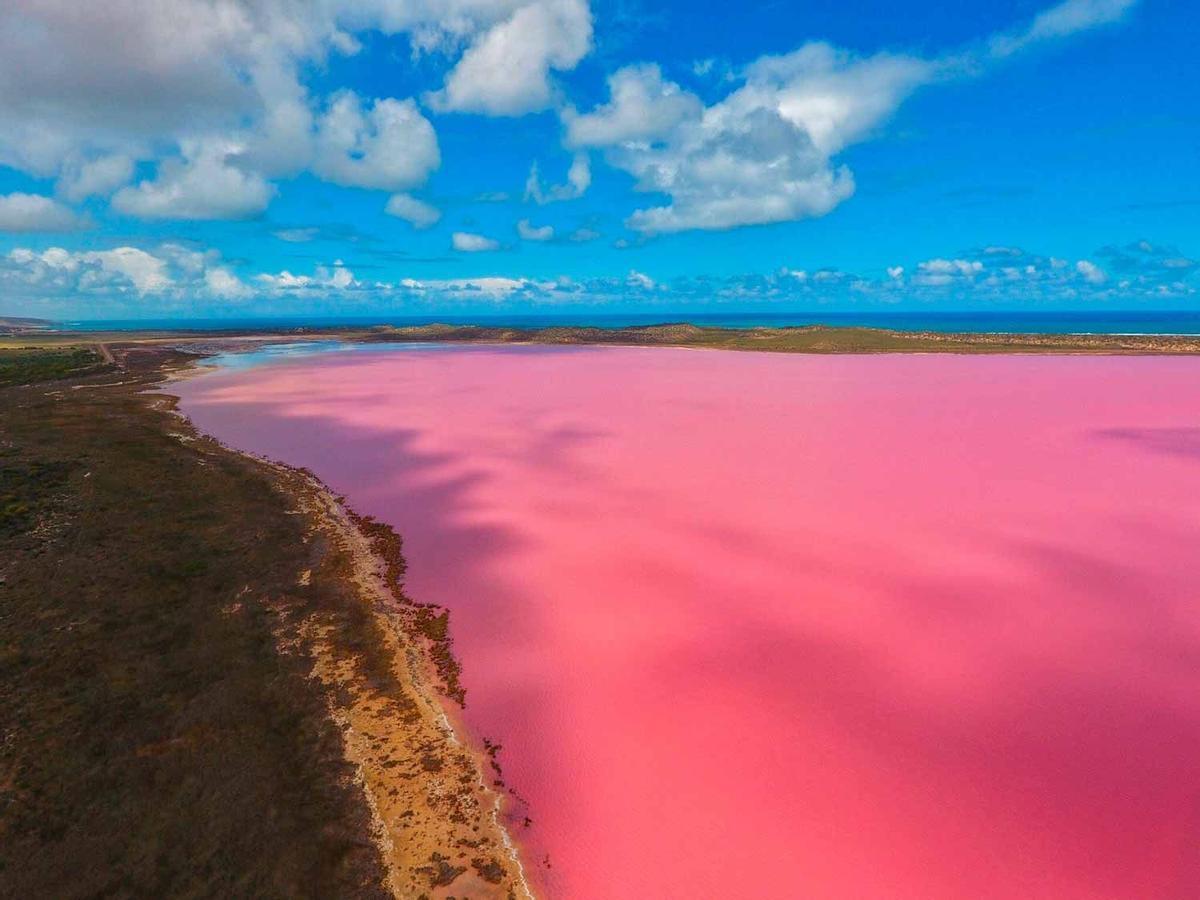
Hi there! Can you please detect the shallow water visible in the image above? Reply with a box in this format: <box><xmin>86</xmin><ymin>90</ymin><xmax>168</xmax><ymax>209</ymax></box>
<box><xmin>175</xmin><ymin>346</ymin><xmax>1200</xmax><ymax>898</ymax></box>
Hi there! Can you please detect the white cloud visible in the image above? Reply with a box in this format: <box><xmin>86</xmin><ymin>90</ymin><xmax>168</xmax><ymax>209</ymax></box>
<box><xmin>6</xmin><ymin>245</ymin><xmax>169</xmax><ymax>294</ymax></box>
<box><xmin>744</xmin><ymin>45</ymin><xmax>935</xmax><ymax>157</ymax></box>
<box><xmin>991</xmin><ymin>0</ymin><xmax>1139</xmax><ymax>56</ymax></box>
<box><xmin>204</xmin><ymin>266</ymin><xmax>252</xmax><ymax>299</ymax></box>
<box><xmin>3</xmin><ymin>236</ymin><xmax>1194</xmax><ymax>314</ymax></box>
<box><xmin>0</xmin><ymin>242</ymin><xmax>262</xmax><ymax>306</ymax></box>
<box><xmin>564</xmin><ymin>64</ymin><xmax>702</xmax><ymax>147</ymax></box>
<box><xmin>0</xmin><ymin>1</ymin><xmax>537</xmax><ymax>166</ymax></box>
<box><xmin>518</xmin><ymin>219</ymin><xmax>555</xmax><ymax>240</ymax></box>
<box><xmin>627</xmin><ymin>269</ymin><xmax>656</xmax><ymax>289</ymax></box>
<box><xmin>257</xmin><ymin>260</ymin><xmax>358</xmax><ymax>292</ymax></box>
<box><xmin>524</xmin><ymin>153</ymin><xmax>591</xmax><ymax>204</ymax></box>
<box><xmin>313</xmin><ymin>92</ymin><xmax>439</xmax><ymax>191</ymax></box>
<box><xmin>452</xmin><ymin>231</ymin><xmax>501</xmax><ymax>252</ymax></box>
<box><xmin>385</xmin><ymin>193</ymin><xmax>442</xmax><ymax>229</ymax></box>
<box><xmin>427</xmin><ymin>0</ymin><xmax>593</xmax><ymax>115</ymax></box>
<box><xmin>112</xmin><ymin>140</ymin><xmax>274</xmax><ymax>220</ymax></box>
<box><xmin>57</xmin><ymin>154</ymin><xmax>135</xmax><ymax>202</ymax></box>
<box><xmin>0</xmin><ymin>0</ymin><xmax>1144</xmax><ymax>235</ymax></box>
<box><xmin>1075</xmin><ymin>259</ymin><xmax>1107</xmax><ymax>284</ymax></box>
<box><xmin>594</xmin><ymin>45</ymin><xmax>933</xmax><ymax>234</ymax></box>
<box><xmin>272</xmin><ymin>227</ymin><xmax>319</xmax><ymax>243</ymax></box>
<box><xmin>0</xmin><ymin>1</ymin><xmax>589</xmax><ymax>218</ymax></box>
<box><xmin>913</xmin><ymin>257</ymin><xmax>985</xmax><ymax>285</ymax></box>
<box><xmin>570</xmin><ymin>227</ymin><xmax>600</xmax><ymax>242</ymax></box>
<box><xmin>569</xmin><ymin>1</ymin><xmax>1139</xmax><ymax>235</ymax></box>
<box><xmin>620</xmin><ymin>104</ymin><xmax>857</xmax><ymax>234</ymax></box>
<box><xmin>920</xmin><ymin>258</ymin><xmax>984</xmax><ymax>275</ymax></box>
<box><xmin>402</xmin><ymin>276</ymin><xmax>553</xmax><ymax>297</ymax></box>
<box><xmin>86</xmin><ymin>247</ymin><xmax>172</xmax><ymax>294</ymax></box>
<box><xmin>0</xmin><ymin>193</ymin><xmax>88</xmax><ymax>232</ymax></box>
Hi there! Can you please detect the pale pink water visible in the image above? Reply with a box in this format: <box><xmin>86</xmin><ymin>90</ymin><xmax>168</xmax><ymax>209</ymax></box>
<box><xmin>175</xmin><ymin>346</ymin><xmax>1200</xmax><ymax>898</ymax></box>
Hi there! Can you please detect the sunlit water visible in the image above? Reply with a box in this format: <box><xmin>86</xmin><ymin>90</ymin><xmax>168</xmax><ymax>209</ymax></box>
<box><xmin>174</xmin><ymin>345</ymin><xmax>1200</xmax><ymax>898</ymax></box>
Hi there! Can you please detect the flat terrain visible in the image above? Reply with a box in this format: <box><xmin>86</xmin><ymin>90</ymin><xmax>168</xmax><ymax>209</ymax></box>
<box><xmin>0</xmin><ymin>348</ymin><xmax>523</xmax><ymax>899</ymax></box>
<box><xmin>0</xmin><ymin>346</ymin><xmax>110</xmax><ymax>386</ymax></box>
<box><xmin>6</xmin><ymin>321</ymin><xmax>1200</xmax><ymax>358</ymax></box>
<box><xmin>365</xmin><ymin>322</ymin><xmax>1200</xmax><ymax>353</ymax></box>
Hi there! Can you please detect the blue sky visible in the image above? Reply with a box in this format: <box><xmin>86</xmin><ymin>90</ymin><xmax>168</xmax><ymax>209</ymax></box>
<box><xmin>0</xmin><ymin>0</ymin><xmax>1196</xmax><ymax>319</ymax></box>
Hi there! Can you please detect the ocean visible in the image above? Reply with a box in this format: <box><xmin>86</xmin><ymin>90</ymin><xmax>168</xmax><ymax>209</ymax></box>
<box><xmin>57</xmin><ymin>309</ymin><xmax>1200</xmax><ymax>335</ymax></box>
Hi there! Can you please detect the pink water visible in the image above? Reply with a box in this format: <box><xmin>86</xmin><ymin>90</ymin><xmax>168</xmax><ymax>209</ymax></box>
<box><xmin>175</xmin><ymin>346</ymin><xmax>1200</xmax><ymax>898</ymax></box>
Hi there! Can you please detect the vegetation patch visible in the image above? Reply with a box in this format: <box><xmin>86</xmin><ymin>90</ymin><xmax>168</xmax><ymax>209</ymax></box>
<box><xmin>0</xmin><ymin>355</ymin><xmax>390</xmax><ymax>897</ymax></box>
<box><xmin>0</xmin><ymin>346</ymin><xmax>109</xmax><ymax>386</ymax></box>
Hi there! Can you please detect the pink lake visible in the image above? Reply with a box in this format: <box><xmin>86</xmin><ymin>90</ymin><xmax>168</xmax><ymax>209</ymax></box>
<box><xmin>175</xmin><ymin>346</ymin><xmax>1200</xmax><ymax>898</ymax></box>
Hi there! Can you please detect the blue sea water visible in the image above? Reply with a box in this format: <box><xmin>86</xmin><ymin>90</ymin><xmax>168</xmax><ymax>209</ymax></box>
<box><xmin>56</xmin><ymin>309</ymin><xmax>1200</xmax><ymax>335</ymax></box>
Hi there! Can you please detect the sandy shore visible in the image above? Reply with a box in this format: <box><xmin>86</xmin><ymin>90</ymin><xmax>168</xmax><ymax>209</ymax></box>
<box><xmin>265</xmin><ymin>462</ymin><xmax>534</xmax><ymax>900</ymax></box>
<box><xmin>159</xmin><ymin>356</ymin><xmax>534</xmax><ymax>899</ymax></box>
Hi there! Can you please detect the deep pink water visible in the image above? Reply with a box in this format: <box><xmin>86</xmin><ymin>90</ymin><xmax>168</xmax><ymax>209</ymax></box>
<box><xmin>175</xmin><ymin>346</ymin><xmax>1200</xmax><ymax>898</ymax></box>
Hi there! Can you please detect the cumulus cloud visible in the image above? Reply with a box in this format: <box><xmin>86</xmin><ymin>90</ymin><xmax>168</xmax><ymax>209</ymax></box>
<box><xmin>622</xmin><ymin>107</ymin><xmax>857</xmax><ymax>234</ymax></box>
<box><xmin>112</xmin><ymin>140</ymin><xmax>275</xmax><ymax>220</ymax></box>
<box><xmin>0</xmin><ymin>1</ymin><xmax>592</xmax><ymax>219</ymax></box>
<box><xmin>524</xmin><ymin>153</ymin><xmax>591</xmax><ymax>204</ymax></box>
<box><xmin>204</xmin><ymin>266</ymin><xmax>252</xmax><ymax>299</ymax></box>
<box><xmin>568</xmin><ymin>1</ymin><xmax>1139</xmax><ymax>235</ymax></box>
<box><xmin>57</xmin><ymin>154</ymin><xmax>135</xmax><ymax>202</ymax></box>
<box><xmin>0</xmin><ymin>193</ymin><xmax>89</xmax><ymax>232</ymax></box>
<box><xmin>2</xmin><ymin>242</ymin><xmax>249</xmax><ymax>301</ymax></box>
<box><xmin>4</xmin><ymin>236</ymin><xmax>1195</xmax><ymax>315</ymax></box>
<box><xmin>572</xmin><ymin>45</ymin><xmax>928</xmax><ymax>233</ymax></box>
<box><xmin>913</xmin><ymin>258</ymin><xmax>985</xmax><ymax>285</ymax></box>
<box><xmin>517</xmin><ymin>219</ymin><xmax>555</xmax><ymax>240</ymax></box>
<box><xmin>452</xmin><ymin>231</ymin><xmax>501</xmax><ymax>252</ymax></box>
<box><xmin>257</xmin><ymin>260</ymin><xmax>358</xmax><ymax>292</ymax></box>
<box><xmin>313</xmin><ymin>93</ymin><xmax>439</xmax><ymax>191</ymax></box>
<box><xmin>0</xmin><ymin>0</ymin><xmax>1137</xmax><ymax>234</ymax></box>
<box><xmin>385</xmin><ymin>193</ymin><xmax>442</xmax><ymax>229</ymax></box>
<box><xmin>1075</xmin><ymin>259</ymin><xmax>1107</xmax><ymax>284</ymax></box>
<box><xmin>86</xmin><ymin>247</ymin><xmax>173</xmax><ymax>294</ymax></box>
<box><xmin>564</xmin><ymin>64</ymin><xmax>702</xmax><ymax>147</ymax></box>
<box><xmin>427</xmin><ymin>0</ymin><xmax>593</xmax><ymax>115</ymax></box>
<box><xmin>627</xmin><ymin>270</ymin><xmax>657</xmax><ymax>290</ymax></box>
<box><xmin>401</xmin><ymin>276</ymin><xmax>557</xmax><ymax>298</ymax></box>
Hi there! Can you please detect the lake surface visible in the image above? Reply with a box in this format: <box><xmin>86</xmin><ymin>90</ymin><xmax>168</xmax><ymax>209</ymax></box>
<box><xmin>175</xmin><ymin>345</ymin><xmax>1200</xmax><ymax>898</ymax></box>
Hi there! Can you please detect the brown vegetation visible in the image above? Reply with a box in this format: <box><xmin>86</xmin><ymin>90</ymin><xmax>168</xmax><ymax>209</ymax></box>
<box><xmin>363</xmin><ymin>322</ymin><xmax>1200</xmax><ymax>354</ymax></box>
<box><xmin>10</xmin><ymin>321</ymin><xmax>1200</xmax><ymax>362</ymax></box>
<box><xmin>0</xmin><ymin>347</ymin><xmax>525</xmax><ymax>898</ymax></box>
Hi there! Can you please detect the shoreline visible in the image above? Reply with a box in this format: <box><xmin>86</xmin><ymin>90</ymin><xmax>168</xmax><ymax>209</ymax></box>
<box><xmin>8</xmin><ymin>321</ymin><xmax>1200</xmax><ymax>357</ymax></box>
<box><xmin>261</xmin><ymin>458</ymin><xmax>536</xmax><ymax>900</ymax></box>
<box><xmin>159</xmin><ymin>356</ymin><xmax>536</xmax><ymax>898</ymax></box>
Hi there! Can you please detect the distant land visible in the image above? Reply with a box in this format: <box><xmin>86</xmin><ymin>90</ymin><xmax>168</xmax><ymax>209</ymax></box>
<box><xmin>6</xmin><ymin>322</ymin><xmax>1200</xmax><ymax>358</ymax></box>
<box><xmin>34</xmin><ymin>309</ymin><xmax>1200</xmax><ymax>336</ymax></box>
<box><xmin>0</xmin><ymin>316</ymin><xmax>53</xmax><ymax>334</ymax></box>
